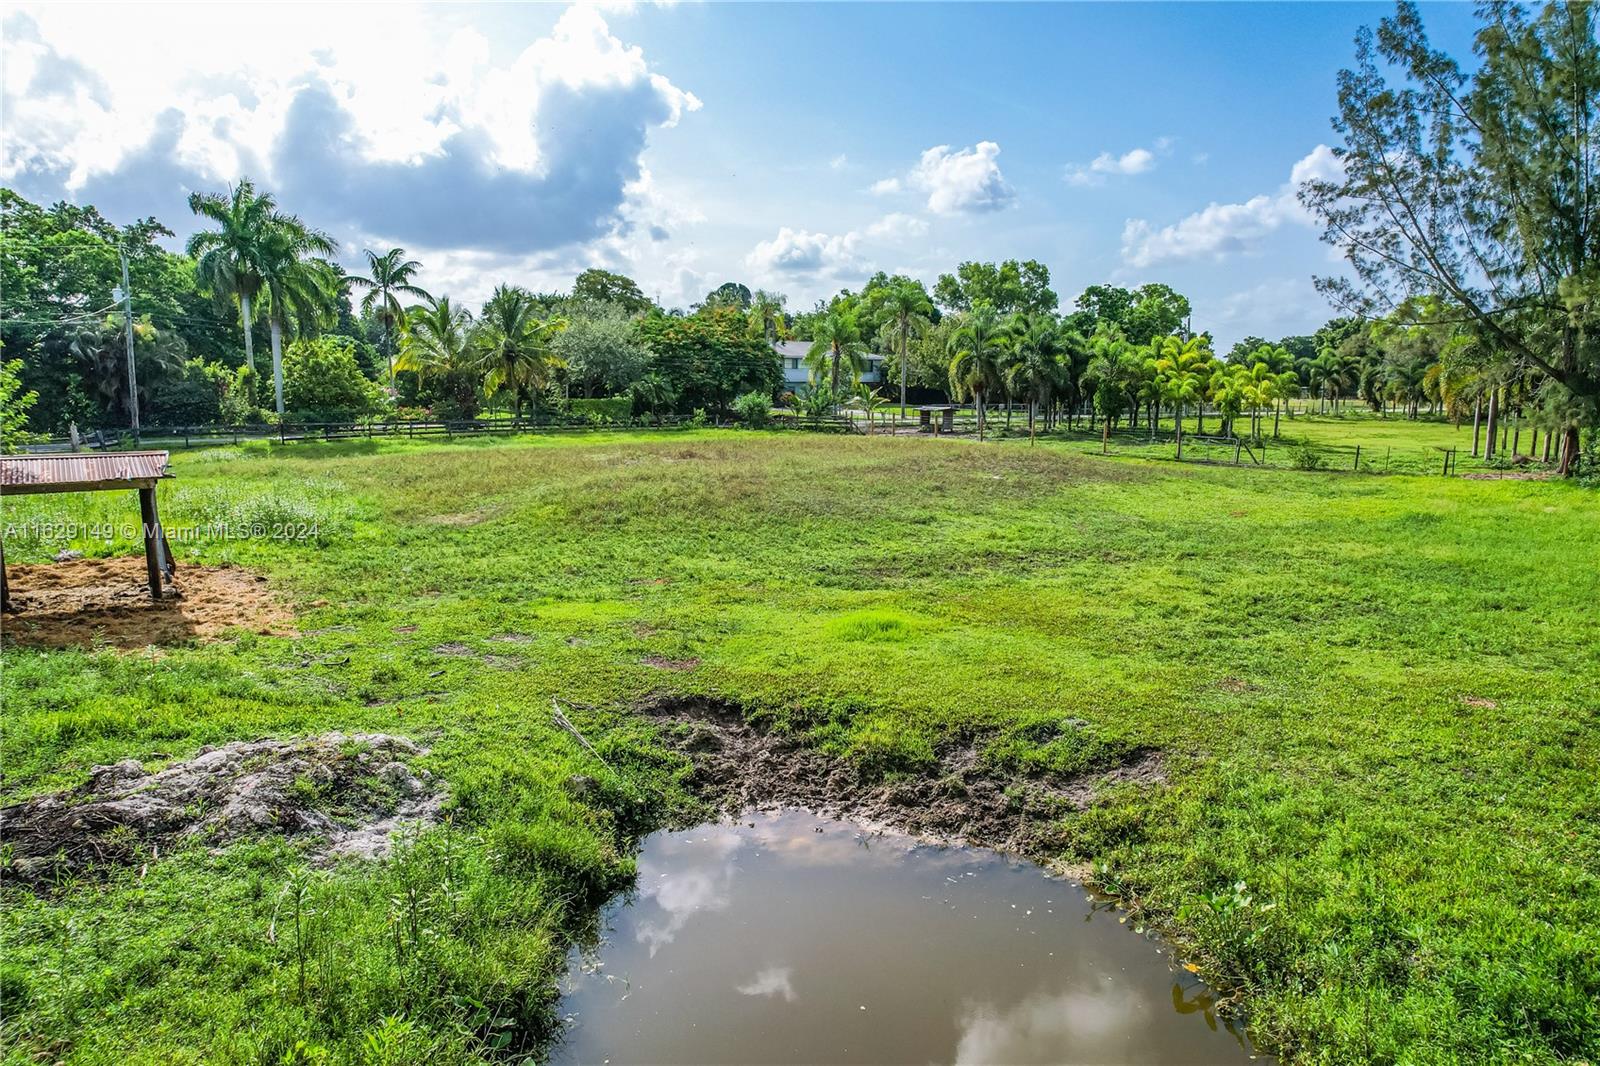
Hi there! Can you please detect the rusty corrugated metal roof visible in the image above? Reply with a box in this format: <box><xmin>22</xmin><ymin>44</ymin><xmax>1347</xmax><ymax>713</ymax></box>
<box><xmin>0</xmin><ymin>451</ymin><xmax>170</xmax><ymax>492</ymax></box>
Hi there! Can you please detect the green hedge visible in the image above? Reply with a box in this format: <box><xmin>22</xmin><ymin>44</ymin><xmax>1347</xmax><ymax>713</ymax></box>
<box><xmin>569</xmin><ymin>397</ymin><xmax>633</xmax><ymax>424</ymax></box>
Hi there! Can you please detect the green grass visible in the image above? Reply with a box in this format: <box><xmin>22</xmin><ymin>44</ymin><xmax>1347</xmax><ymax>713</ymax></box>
<box><xmin>2</xmin><ymin>429</ymin><xmax>1597</xmax><ymax>1064</ymax></box>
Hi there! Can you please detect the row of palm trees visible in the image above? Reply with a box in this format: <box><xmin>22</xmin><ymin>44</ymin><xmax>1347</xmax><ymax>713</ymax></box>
<box><xmin>396</xmin><ymin>286</ymin><xmax>569</xmax><ymax>420</ymax></box>
<box><xmin>802</xmin><ymin>296</ymin><xmax>1311</xmax><ymax>449</ymax></box>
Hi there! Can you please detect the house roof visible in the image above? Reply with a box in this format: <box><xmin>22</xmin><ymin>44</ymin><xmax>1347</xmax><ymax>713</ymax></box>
<box><xmin>773</xmin><ymin>339</ymin><xmax>885</xmax><ymax>362</ymax></box>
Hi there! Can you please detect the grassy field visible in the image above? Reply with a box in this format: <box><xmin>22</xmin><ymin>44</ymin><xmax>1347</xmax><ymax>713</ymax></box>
<box><xmin>2</xmin><ymin>430</ymin><xmax>1597</xmax><ymax>1064</ymax></box>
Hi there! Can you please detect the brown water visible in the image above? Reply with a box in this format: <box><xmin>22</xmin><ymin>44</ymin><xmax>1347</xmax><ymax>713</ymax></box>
<box><xmin>553</xmin><ymin>809</ymin><xmax>1266</xmax><ymax>1065</ymax></box>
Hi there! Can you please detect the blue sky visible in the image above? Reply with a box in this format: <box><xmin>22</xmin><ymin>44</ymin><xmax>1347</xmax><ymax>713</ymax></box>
<box><xmin>0</xmin><ymin>2</ymin><xmax>1481</xmax><ymax>348</ymax></box>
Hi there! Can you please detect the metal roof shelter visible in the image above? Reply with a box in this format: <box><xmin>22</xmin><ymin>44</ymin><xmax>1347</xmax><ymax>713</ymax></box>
<box><xmin>0</xmin><ymin>451</ymin><xmax>175</xmax><ymax>610</ymax></box>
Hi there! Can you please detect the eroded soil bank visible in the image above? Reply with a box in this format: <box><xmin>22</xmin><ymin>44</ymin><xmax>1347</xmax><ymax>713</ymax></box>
<box><xmin>0</xmin><ymin>732</ymin><xmax>444</xmax><ymax>890</ymax></box>
<box><xmin>640</xmin><ymin>695</ymin><xmax>1165</xmax><ymax>867</ymax></box>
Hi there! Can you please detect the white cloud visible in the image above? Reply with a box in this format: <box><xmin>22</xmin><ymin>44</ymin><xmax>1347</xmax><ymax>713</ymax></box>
<box><xmin>1119</xmin><ymin>145</ymin><xmax>1339</xmax><ymax>268</ymax></box>
<box><xmin>746</xmin><ymin>227</ymin><xmax>863</xmax><ymax>276</ymax></box>
<box><xmin>829</xmin><ymin>153</ymin><xmax>848</xmax><ymax>170</ymax></box>
<box><xmin>1065</xmin><ymin>142</ymin><xmax>1163</xmax><ymax>186</ymax></box>
<box><xmin>871</xmin><ymin>141</ymin><xmax>1013</xmax><ymax>215</ymax></box>
<box><xmin>1205</xmin><ymin>277</ymin><xmax>1331</xmax><ymax>353</ymax></box>
<box><xmin>1</xmin><ymin>4</ymin><xmax>700</xmax><ymax>257</ymax></box>
<box><xmin>746</xmin><ymin>210</ymin><xmax>927</xmax><ymax>280</ymax></box>
<box><xmin>864</xmin><ymin>212</ymin><xmax>928</xmax><ymax>240</ymax></box>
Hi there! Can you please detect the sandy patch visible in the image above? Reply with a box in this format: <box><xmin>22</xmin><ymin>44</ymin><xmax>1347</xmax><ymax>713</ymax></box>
<box><xmin>2</xmin><ymin>556</ymin><xmax>294</xmax><ymax>650</ymax></box>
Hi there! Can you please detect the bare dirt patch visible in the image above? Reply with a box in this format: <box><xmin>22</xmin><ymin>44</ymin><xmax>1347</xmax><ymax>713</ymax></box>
<box><xmin>0</xmin><ymin>732</ymin><xmax>444</xmax><ymax>890</ymax></box>
<box><xmin>1</xmin><ymin>556</ymin><xmax>294</xmax><ymax>650</ymax></box>
<box><xmin>1460</xmin><ymin>695</ymin><xmax>1499</xmax><ymax>709</ymax></box>
<box><xmin>432</xmin><ymin>641</ymin><xmax>474</xmax><ymax>656</ymax></box>
<box><xmin>641</xmin><ymin>696</ymin><xmax>1164</xmax><ymax>863</ymax></box>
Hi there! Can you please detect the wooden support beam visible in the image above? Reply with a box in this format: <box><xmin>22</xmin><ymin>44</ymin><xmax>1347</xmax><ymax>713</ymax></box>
<box><xmin>138</xmin><ymin>487</ymin><xmax>162</xmax><ymax>600</ymax></box>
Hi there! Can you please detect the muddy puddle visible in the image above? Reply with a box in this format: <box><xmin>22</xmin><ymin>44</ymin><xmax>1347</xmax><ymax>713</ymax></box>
<box><xmin>554</xmin><ymin>809</ymin><xmax>1266</xmax><ymax>1065</ymax></box>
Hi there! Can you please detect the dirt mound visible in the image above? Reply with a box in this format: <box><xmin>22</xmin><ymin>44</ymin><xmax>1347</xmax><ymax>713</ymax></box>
<box><xmin>643</xmin><ymin>697</ymin><xmax>1164</xmax><ymax>863</ymax></box>
<box><xmin>1</xmin><ymin>556</ymin><xmax>294</xmax><ymax>649</ymax></box>
<box><xmin>0</xmin><ymin>732</ymin><xmax>444</xmax><ymax>890</ymax></box>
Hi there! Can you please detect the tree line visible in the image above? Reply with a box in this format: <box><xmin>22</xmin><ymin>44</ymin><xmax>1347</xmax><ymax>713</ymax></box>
<box><xmin>0</xmin><ymin>1</ymin><xmax>1592</xmax><ymax>471</ymax></box>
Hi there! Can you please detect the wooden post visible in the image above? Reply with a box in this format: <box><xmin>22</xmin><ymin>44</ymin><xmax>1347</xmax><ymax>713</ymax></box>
<box><xmin>1</xmin><ymin>539</ymin><xmax>9</xmax><ymax>613</ymax></box>
<box><xmin>1353</xmin><ymin>445</ymin><xmax>1361</xmax><ymax>471</ymax></box>
<box><xmin>138</xmin><ymin>487</ymin><xmax>162</xmax><ymax>600</ymax></box>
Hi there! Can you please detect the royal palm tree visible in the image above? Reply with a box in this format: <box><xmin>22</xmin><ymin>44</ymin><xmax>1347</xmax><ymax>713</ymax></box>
<box><xmin>187</xmin><ymin>179</ymin><xmax>275</xmax><ymax>384</ymax></box>
<box><xmin>257</xmin><ymin>220</ymin><xmax>339</xmax><ymax>415</ymax></box>
<box><xmin>474</xmin><ymin>285</ymin><xmax>567</xmax><ymax>421</ymax></box>
<box><xmin>805</xmin><ymin>309</ymin><xmax>868</xmax><ymax>397</ymax></box>
<box><xmin>346</xmin><ymin>248</ymin><xmax>430</xmax><ymax>385</ymax></box>
<box><xmin>398</xmin><ymin>295</ymin><xmax>473</xmax><ymax>395</ymax></box>
<box><xmin>947</xmin><ymin>303</ymin><xmax>1012</xmax><ymax>441</ymax></box>
<box><xmin>872</xmin><ymin>279</ymin><xmax>933</xmax><ymax>412</ymax></box>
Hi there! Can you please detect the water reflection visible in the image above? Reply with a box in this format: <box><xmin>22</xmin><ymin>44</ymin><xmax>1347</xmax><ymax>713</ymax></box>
<box><xmin>737</xmin><ymin>966</ymin><xmax>798</xmax><ymax>1002</ymax></box>
<box><xmin>554</xmin><ymin>809</ymin><xmax>1267</xmax><ymax>1065</ymax></box>
<box><xmin>632</xmin><ymin>823</ymin><xmax>744</xmax><ymax>955</ymax></box>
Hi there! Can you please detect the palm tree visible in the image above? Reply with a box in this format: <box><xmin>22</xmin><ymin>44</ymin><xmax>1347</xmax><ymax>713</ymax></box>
<box><xmin>1308</xmin><ymin>349</ymin><xmax>1349</xmax><ymax>412</ymax></box>
<box><xmin>947</xmin><ymin>303</ymin><xmax>1012</xmax><ymax>441</ymax></box>
<box><xmin>1005</xmin><ymin>313</ymin><xmax>1067</xmax><ymax>443</ymax></box>
<box><xmin>805</xmin><ymin>309</ymin><xmax>868</xmax><ymax>397</ymax></box>
<box><xmin>186</xmin><ymin>179</ymin><xmax>275</xmax><ymax>385</ymax></box>
<box><xmin>629</xmin><ymin>373</ymin><xmax>677</xmax><ymax>425</ymax></box>
<box><xmin>398</xmin><ymin>295</ymin><xmax>473</xmax><ymax>396</ymax></box>
<box><xmin>1208</xmin><ymin>368</ymin><xmax>1247</xmax><ymax>439</ymax></box>
<box><xmin>473</xmin><ymin>285</ymin><xmax>567</xmax><ymax>421</ymax></box>
<box><xmin>1157</xmin><ymin>364</ymin><xmax>1202</xmax><ymax>458</ymax></box>
<box><xmin>873</xmin><ymin>279</ymin><xmax>933</xmax><ymax>412</ymax></box>
<box><xmin>257</xmin><ymin>220</ymin><xmax>339</xmax><ymax>415</ymax></box>
<box><xmin>746</xmin><ymin>290</ymin><xmax>788</xmax><ymax>343</ymax></box>
<box><xmin>346</xmin><ymin>249</ymin><xmax>430</xmax><ymax>385</ymax></box>
<box><xmin>1083</xmin><ymin>326</ymin><xmax>1140</xmax><ymax>452</ymax></box>
<box><xmin>1272</xmin><ymin>372</ymin><xmax>1299</xmax><ymax>437</ymax></box>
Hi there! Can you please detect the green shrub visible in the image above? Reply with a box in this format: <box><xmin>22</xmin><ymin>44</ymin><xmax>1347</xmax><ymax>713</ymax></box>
<box><xmin>1289</xmin><ymin>439</ymin><xmax>1327</xmax><ymax>470</ymax></box>
<box><xmin>569</xmin><ymin>397</ymin><xmax>632</xmax><ymax>425</ymax></box>
<box><xmin>282</xmin><ymin>337</ymin><xmax>382</xmax><ymax>423</ymax></box>
<box><xmin>731</xmin><ymin>390</ymin><xmax>772</xmax><ymax>428</ymax></box>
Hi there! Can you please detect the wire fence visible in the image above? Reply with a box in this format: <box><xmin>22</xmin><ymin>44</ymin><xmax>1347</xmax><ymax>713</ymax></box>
<box><xmin>31</xmin><ymin>407</ymin><xmax>1474</xmax><ymax>477</ymax></box>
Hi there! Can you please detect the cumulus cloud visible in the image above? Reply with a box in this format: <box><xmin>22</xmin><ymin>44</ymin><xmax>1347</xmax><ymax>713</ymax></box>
<box><xmin>1</xmin><ymin>5</ymin><xmax>699</xmax><ymax>257</ymax></box>
<box><xmin>1119</xmin><ymin>145</ymin><xmax>1340</xmax><ymax>268</ymax></box>
<box><xmin>746</xmin><ymin>210</ymin><xmax>927</xmax><ymax>280</ymax></box>
<box><xmin>864</xmin><ymin>212</ymin><xmax>928</xmax><ymax>240</ymax></box>
<box><xmin>1064</xmin><ymin>142</ymin><xmax>1164</xmax><ymax>186</ymax></box>
<box><xmin>911</xmin><ymin>141</ymin><xmax>1015</xmax><ymax>214</ymax></box>
<box><xmin>746</xmin><ymin>227</ymin><xmax>863</xmax><ymax>276</ymax></box>
<box><xmin>872</xmin><ymin>141</ymin><xmax>1013</xmax><ymax>214</ymax></box>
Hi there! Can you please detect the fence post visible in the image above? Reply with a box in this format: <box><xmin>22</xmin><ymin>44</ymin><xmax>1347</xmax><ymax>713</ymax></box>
<box><xmin>1353</xmin><ymin>444</ymin><xmax>1361</xmax><ymax>471</ymax></box>
<box><xmin>1234</xmin><ymin>438</ymin><xmax>1241</xmax><ymax>465</ymax></box>
<box><xmin>1384</xmin><ymin>446</ymin><xmax>1390</xmax><ymax>473</ymax></box>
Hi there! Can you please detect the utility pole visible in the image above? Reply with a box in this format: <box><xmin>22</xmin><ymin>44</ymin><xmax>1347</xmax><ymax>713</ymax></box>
<box><xmin>116</xmin><ymin>248</ymin><xmax>140</xmax><ymax>440</ymax></box>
